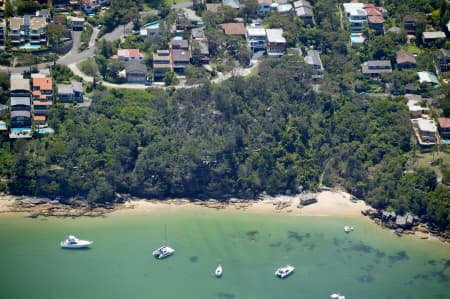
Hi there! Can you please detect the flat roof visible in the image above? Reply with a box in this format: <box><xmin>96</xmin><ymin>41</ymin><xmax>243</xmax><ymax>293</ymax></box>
<box><xmin>246</xmin><ymin>27</ymin><xmax>266</xmax><ymax>36</ymax></box>
<box><xmin>417</xmin><ymin>118</ymin><xmax>437</xmax><ymax>133</ymax></box>
<box><xmin>11</xmin><ymin>97</ymin><xmax>31</xmax><ymax>106</ymax></box>
<box><xmin>407</xmin><ymin>99</ymin><xmax>428</xmax><ymax>112</ymax></box>
<box><xmin>423</xmin><ymin>31</ymin><xmax>446</xmax><ymax>39</ymax></box>
<box><xmin>266</xmin><ymin>28</ymin><xmax>286</xmax><ymax>43</ymax></box>
<box><xmin>417</xmin><ymin>71</ymin><xmax>440</xmax><ymax>85</ymax></box>
<box><xmin>11</xmin><ymin>78</ymin><xmax>30</xmax><ymax>91</ymax></box>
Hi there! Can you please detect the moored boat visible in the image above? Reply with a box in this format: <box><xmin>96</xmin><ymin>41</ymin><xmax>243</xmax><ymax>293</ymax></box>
<box><xmin>330</xmin><ymin>293</ymin><xmax>345</xmax><ymax>299</ymax></box>
<box><xmin>60</xmin><ymin>235</ymin><xmax>93</xmax><ymax>249</ymax></box>
<box><xmin>215</xmin><ymin>264</ymin><xmax>223</xmax><ymax>277</ymax></box>
<box><xmin>344</xmin><ymin>225</ymin><xmax>351</xmax><ymax>233</ymax></box>
<box><xmin>152</xmin><ymin>245</ymin><xmax>175</xmax><ymax>259</ymax></box>
<box><xmin>274</xmin><ymin>265</ymin><xmax>295</xmax><ymax>278</ymax></box>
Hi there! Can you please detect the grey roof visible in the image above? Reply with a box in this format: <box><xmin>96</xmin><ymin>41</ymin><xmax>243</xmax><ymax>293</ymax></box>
<box><xmin>125</xmin><ymin>60</ymin><xmax>147</xmax><ymax>74</ymax></box>
<box><xmin>438</xmin><ymin>48</ymin><xmax>450</xmax><ymax>58</ymax></box>
<box><xmin>423</xmin><ymin>31</ymin><xmax>446</xmax><ymax>39</ymax></box>
<box><xmin>58</xmin><ymin>80</ymin><xmax>83</xmax><ymax>94</ymax></box>
<box><xmin>296</xmin><ymin>6</ymin><xmax>313</xmax><ymax>17</ymax></box>
<box><xmin>222</xmin><ymin>0</ymin><xmax>240</xmax><ymax>9</ymax></box>
<box><xmin>172</xmin><ymin>49</ymin><xmax>190</xmax><ymax>62</ymax></box>
<box><xmin>198</xmin><ymin>40</ymin><xmax>209</xmax><ymax>55</ymax></box>
<box><xmin>11</xmin><ymin>78</ymin><xmax>30</xmax><ymax>91</ymax></box>
<box><xmin>191</xmin><ymin>27</ymin><xmax>206</xmax><ymax>40</ymax></box>
<box><xmin>11</xmin><ymin>111</ymin><xmax>31</xmax><ymax>118</ymax></box>
<box><xmin>171</xmin><ymin>39</ymin><xmax>189</xmax><ymax>49</ymax></box>
<box><xmin>72</xmin><ymin>81</ymin><xmax>83</xmax><ymax>93</ymax></box>
<box><xmin>11</xmin><ymin>97</ymin><xmax>31</xmax><ymax>106</ymax></box>
<box><xmin>305</xmin><ymin>50</ymin><xmax>323</xmax><ymax>67</ymax></box>
<box><xmin>0</xmin><ymin>104</ymin><xmax>8</xmax><ymax>111</ymax></box>
<box><xmin>293</xmin><ymin>0</ymin><xmax>311</xmax><ymax>9</ymax></box>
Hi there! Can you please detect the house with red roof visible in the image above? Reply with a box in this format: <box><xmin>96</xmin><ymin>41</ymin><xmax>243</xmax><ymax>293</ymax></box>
<box><xmin>32</xmin><ymin>77</ymin><xmax>53</xmax><ymax>117</ymax></box>
<box><xmin>117</xmin><ymin>49</ymin><xmax>146</xmax><ymax>63</ymax></box>
<box><xmin>438</xmin><ymin>117</ymin><xmax>450</xmax><ymax>140</ymax></box>
<box><xmin>364</xmin><ymin>4</ymin><xmax>385</xmax><ymax>34</ymax></box>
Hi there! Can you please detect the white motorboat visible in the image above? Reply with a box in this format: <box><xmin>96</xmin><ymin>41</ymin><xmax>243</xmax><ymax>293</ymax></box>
<box><xmin>344</xmin><ymin>225</ymin><xmax>351</xmax><ymax>233</ymax></box>
<box><xmin>215</xmin><ymin>264</ymin><xmax>223</xmax><ymax>277</ymax></box>
<box><xmin>330</xmin><ymin>293</ymin><xmax>346</xmax><ymax>299</ymax></box>
<box><xmin>152</xmin><ymin>245</ymin><xmax>175</xmax><ymax>259</ymax></box>
<box><xmin>274</xmin><ymin>265</ymin><xmax>295</xmax><ymax>278</ymax></box>
<box><xmin>60</xmin><ymin>235</ymin><xmax>93</xmax><ymax>249</ymax></box>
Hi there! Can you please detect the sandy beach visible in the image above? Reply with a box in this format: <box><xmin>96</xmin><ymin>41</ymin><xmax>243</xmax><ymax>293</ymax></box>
<box><xmin>112</xmin><ymin>191</ymin><xmax>369</xmax><ymax>217</ymax></box>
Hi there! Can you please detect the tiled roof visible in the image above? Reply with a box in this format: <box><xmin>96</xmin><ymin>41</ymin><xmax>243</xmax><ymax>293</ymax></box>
<box><xmin>32</xmin><ymin>77</ymin><xmax>53</xmax><ymax>90</ymax></box>
<box><xmin>117</xmin><ymin>49</ymin><xmax>145</xmax><ymax>58</ymax></box>
<box><xmin>206</xmin><ymin>3</ymin><xmax>221</xmax><ymax>13</ymax></box>
<box><xmin>396</xmin><ymin>51</ymin><xmax>416</xmax><ymax>65</ymax></box>
<box><xmin>221</xmin><ymin>23</ymin><xmax>246</xmax><ymax>36</ymax></box>
<box><xmin>368</xmin><ymin>15</ymin><xmax>384</xmax><ymax>24</ymax></box>
<box><xmin>172</xmin><ymin>49</ymin><xmax>190</xmax><ymax>62</ymax></box>
<box><xmin>30</xmin><ymin>17</ymin><xmax>46</xmax><ymax>30</ymax></box>
<box><xmin>34</xmin><ymin>115</ymin><xmax>46</xmax><ymax>121</ymax></box>
<box><xmin>9</xmin><ymin>17</ymin><xmax>24</xmax><ymax>30</ymax></box>
<box><xmin>438</xmin><ymin>117</ymin><xmax>450</xmax><ymax>129</ymax></box>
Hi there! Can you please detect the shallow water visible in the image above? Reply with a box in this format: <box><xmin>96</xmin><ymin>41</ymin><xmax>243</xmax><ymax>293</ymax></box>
<box><xmin>0</xmin><ymin>210</ymin><xmax>449</xmax><ymax>299</ymax></box>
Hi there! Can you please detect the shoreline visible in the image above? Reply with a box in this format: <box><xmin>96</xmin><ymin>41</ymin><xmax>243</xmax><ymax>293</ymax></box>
<box><xmin>0</xmin><ymin>191</ymin><xmax>448</xmax><ymax>243</ymax></box>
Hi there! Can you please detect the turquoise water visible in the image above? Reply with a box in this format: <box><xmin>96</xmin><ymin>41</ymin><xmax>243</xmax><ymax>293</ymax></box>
<box><xmin>144</xmin><ymin>21</ymin><xmax>160</xmax><ymax>30</ymax></box>
<box><xmin>11</xmin><ymin>127</ymin><xmax>32</xmax><ymax>133</ymax></box>
<box><xmin>19</xmin><ymin>43</ymin><xmax>41</xmax><ymax>50</ymax></box>
<box><xmin>0</xmin><ymin>210</ymin><xmax>449</xmax><ymax>299</ymax></box>
<box><xmin>36</xmin><ymin>127</ymin><xmax>55</xmax><ymax>134</ymax></box>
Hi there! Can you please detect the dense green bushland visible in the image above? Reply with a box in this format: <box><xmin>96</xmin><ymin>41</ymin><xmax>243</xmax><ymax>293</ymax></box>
<box><xmin>1</xmin><ymin>57</ymin><xmax>448</xmax><ymax>230</ymax></box>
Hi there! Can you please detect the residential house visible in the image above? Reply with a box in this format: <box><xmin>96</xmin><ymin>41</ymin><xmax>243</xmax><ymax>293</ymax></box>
<box><xmin>191</xmin><ymin>27</ymin><xmax>209</xmax><ymax>64</ymax></box>
<box><xmin>0</xmin><ymin>0</ymin><xmax>5</xmax><ymax>17</ymax></box>
<box><xmin>434</xmin><ymin>48</ymin><xmax>450</xmax><ymax>74</ymax></box>
<box><xmin>294</xmin><ymin>0</ymin><xmax>314</xmax><ymax>25</ymax></box>
<box><xmin>422</xmin><ymin>31</ymin><xmax>446</xmax><ymax>45</ymax></box>
<box><xmin>222</xmin><ymin>0</ymin><xmax>240</xmax><ymax>9</ymax></box>
<box><xmin>304</xmin><ymin>49</ymin><xmax>324</xmax><ymax>79</ymax></box>
<box><xmin>153</xmin><ymin>49</ymin><xmax>173</xmax><ymax>81</ymax></box>
<box><xmin>140</xmin><ymin>21</ymin><xmax>161</xmax><ymax>40</ymax></box>
<box><xmin>10</xmin><ymin>111</ymin><xmax>32</xmax><ymax>129</ymax></box>
<box><xmin>406</xmin><ymin>97</ymin><xmax>428</xmax><ymax>118</ymax></box>
<box><xmin>0</xmin><ymin>19</ymin><xmax>5</xmax><ymax>47</ymax></box>
<box><xmin>361</xmin><ymin>60</ymin><xmax>392</xmax><ymax>77</ymax></box>
<box><xmin>57</xmin><ymin>81</ymin><xmax>84</xmax><ymax>103</ymax></box>
<box><xmin>32</xmin><ymin>77</ymin><xmax>53</xmax><ymax>115</ymax></box>
<box><xmin>125</xmin><ymin>61</ymin><xmax>148</xmax><ymax>83</ymax></box>
<box><xmin>29</xmin><ymin>17</ymin><xmax>47</xmax><ymax>45</ymax></box>
<box><xmin>403</xmin><ymin>14</ymin><xmax>425</xmax><ymax>35</ymax></box>
<box><xmin>9</xmin><ymin>17</ymin><xmax>25</xmax><ymax>47</ymax></box>
<box><xmin>417</xmin><ymin>71</ymin><xmax>440</xmax><ymax>88</ymax></box>
<box><xmin>343</xmin><ymin>3</ymin><xmax>367</xmax><ymax>32</ymax></box>
<box><xmin>266</xmin><ymin>28</ymin><xmax>286</xmax><ymax>57</ymax></box>
<box><xmin>83</xmin><ymin>0</ymin><xmax>99</xmax><ymax>15</ymax></box>
<box><xmin>277</xmin><ymin>3</ymin><xmax>293</xmax><ymax>14</ymax></box>
<box><xmin>295</xmin><ymin>6</ymin><xmax>314</xmax><ymax>26</ymax></box>
<box><xmin>36</xmin><ymin>9</ymin><xmax>51</xmax><ymax>23</ymax></box>
<box><xmin>10</xmin><ymin>75</ymin><xmax>31</xmax><ymax>98</ymax></box>
<box><xmin>437</xmin><ymin>117</ymin><xmax>450</xmax><ymax>140</ymax></box>
<box><xmin>10</xmin><ymin>97</ymin><xmax>31</xmax><ymax>112</ymax></box>
<box><xmin>246</xmin><ymin>25</ymin><xmax>266</xmax><ymax>52</ymax></box>
<box><xmin>117</xmin><ymin>49</ymin><xmax>146</xmax><ymax>63</ymax></box>
<box><xmin>222</xmin><ymin>22</ymin><xmax>246</xmax><ymax>37</ymax></box>
<box><xmin>257</xmin><ymin>0</ymin><xmax>271</xmax><ymax>15</ymax></box>
<box><xmin>9</xmin><ymin>74</ymin><xmax>32</xmax><ymax>138</ymax></box>
<box><xmin>170</xmin><ymin>39</ymin><xmax>190</xmax><ymax>73</ymax></box>
<box><xmin>396</xmin><ymin>51</ymin><xmax>416</xmax><ymax>69</ymax></box>
<box><xmin>364</xmin><ymin>4</ymin><xmax>385</xmax><ymax>35</ymax></box>
<box><xmin>176</xmin><ymin>8</ymin><xmax>203</xmax><ymax>30</ymax></box>
<box><xmin>67</xmin><ymin>16</ymin><xmax>85</xmax><ymax>31</ymax></box>
<box><xmin>413</xmin><ymin>118</ymin><xmax>438</xmax><ymax>145</ymax></box>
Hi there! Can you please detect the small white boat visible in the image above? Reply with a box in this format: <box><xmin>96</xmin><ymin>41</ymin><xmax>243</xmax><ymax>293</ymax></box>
<box><xmin>344</xmin><ymin>225</ymin><xmax>351</xmax><ymax>233</ymax></box>
<box><xmin>152</xmin><ymin>245</ymin><xmax>175</xmax><ymax>259</ymax></box>
<box><xmin>60</xmin><ymin>235</ymin><xmax>93</xmax><ymax>249</ymax></box>
<box><xmin>330</xmin><ymin>293</ymin><xmax>345</xmax><ymax>299</ymax></box>
<box><xmin>215</xmin><ymin>264</ymin><xmax>223</xmax><ymax>277</ymax></box>
<box><xmin>274</xmin><ymin>265</ymin><xmax>295</xmax><ymax>278</ymax></box>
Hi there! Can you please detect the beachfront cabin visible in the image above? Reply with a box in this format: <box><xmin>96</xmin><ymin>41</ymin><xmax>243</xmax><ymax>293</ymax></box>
<box><xmin>299</xmin><ymin>193</ymin><xmax>317</xmax><ymax>206</ymax></box>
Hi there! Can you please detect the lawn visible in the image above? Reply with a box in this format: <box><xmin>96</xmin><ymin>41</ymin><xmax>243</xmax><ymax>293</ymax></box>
<box><xmin>403</xmin><ymin>43</ymin><xmax>422</xmax><ymax>55</ymax></box>
<box><xmin>414</xmin><ymin>148</ymin><xmax>450</xmax><ymax>182</ymax></box>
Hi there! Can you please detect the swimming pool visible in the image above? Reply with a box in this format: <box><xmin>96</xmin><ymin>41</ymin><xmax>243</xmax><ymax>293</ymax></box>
<box><xmin>143</xmin><ymin>21</ymin><xmax>160</xmax><ymax>30</ymax></box>
<box><xmin>36</xmin><ymin>128</ymin><xmax>55</xmax><ymax>134</ymax></box>
<box><xmin>20</xmin><ymin>43</ymin><xmax>41</xmax><ymax>50</ymax></box>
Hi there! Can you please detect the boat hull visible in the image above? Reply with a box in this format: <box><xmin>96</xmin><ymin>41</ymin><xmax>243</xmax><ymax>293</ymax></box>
<box><xmin>60</xmin><ymin>240</ymin><xmax>93</xmax><ymax>249</ymax></box>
